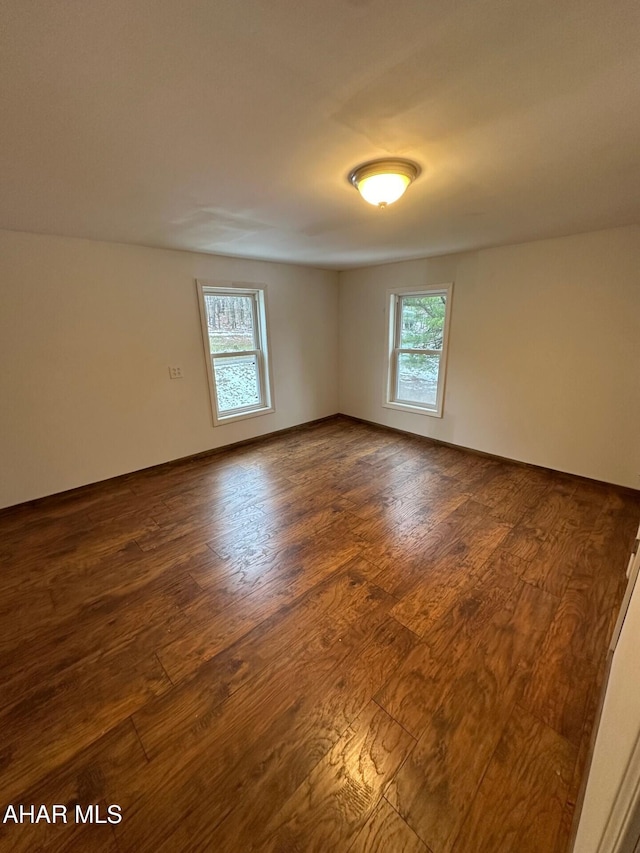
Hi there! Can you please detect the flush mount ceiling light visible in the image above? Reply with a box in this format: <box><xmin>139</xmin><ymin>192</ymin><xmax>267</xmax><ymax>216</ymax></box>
<box><xmin>348</xmin><ymin>158</ymin><xmax>421</xmax><ymax>208</ymax></box>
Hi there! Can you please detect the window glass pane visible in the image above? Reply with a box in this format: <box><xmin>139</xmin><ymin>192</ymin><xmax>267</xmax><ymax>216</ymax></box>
<box><xmin>204</xmin><ymin>294</ymin><xmax>256</xmax><ymax>353</ymax></box>
<box><xmin>396</xmin><ymin>353</ymin><xmax>440</xmax><ymax>407</ymax></box>
<box><xmin>399</xmin><ymin>295</ymin><xmax>446</xmax><ymax>350</ymax></box>
<box><xmin>213</xmin><ymin>355</ymin><xmax>260</xmax><ymax>412</ymax></box>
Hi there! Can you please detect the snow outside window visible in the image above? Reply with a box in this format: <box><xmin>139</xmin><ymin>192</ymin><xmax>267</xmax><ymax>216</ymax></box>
<box><xmin>197</xmin><ymin>281</ymin><xmax>274</xmax><ymax>426</ymax></box>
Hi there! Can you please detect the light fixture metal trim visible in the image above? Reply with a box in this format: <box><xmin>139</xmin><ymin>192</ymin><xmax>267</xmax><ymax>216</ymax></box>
<box><xmin>348</xmin><ymin>158</ymin><xmax>421</xmax><ymax>208</ymax></box>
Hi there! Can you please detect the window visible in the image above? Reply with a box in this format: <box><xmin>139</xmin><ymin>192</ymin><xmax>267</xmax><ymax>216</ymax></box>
<box><xmin>385</xmin><ymin>283</ymin><xmax>453</xmax><ymax>418</ymax></box>
<box><xmin>197</xmin><ymin>281</ymin><xmax>274</xmax><ymax>425</ymax></box>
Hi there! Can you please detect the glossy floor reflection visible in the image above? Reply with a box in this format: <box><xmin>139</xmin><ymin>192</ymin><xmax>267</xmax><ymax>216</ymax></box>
<box><xmin>1</xmin><ymin>416</ymin><xmax>638</xmax><ymax>852</ymax></box>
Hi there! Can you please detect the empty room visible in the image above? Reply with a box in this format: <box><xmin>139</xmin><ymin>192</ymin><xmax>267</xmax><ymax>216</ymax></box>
<box><xmin>1</xmin><ymin>1</ymin><xmax>640</xmax><ymax>852</ymax></box>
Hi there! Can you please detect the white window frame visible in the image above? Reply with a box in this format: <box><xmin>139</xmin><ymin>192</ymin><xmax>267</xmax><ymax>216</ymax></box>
<box><xmin>196</xmin><ymin>280</ymin><xmax>275</xmax><ymax>426</ymax></box>
<box><xmin>383</xmin><ymin>282</ymin><xmax>453</xmax><ymax>418</ymax></box>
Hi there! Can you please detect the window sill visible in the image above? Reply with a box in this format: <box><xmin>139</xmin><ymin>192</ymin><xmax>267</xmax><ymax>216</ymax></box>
<box><xmin>213</xmin><ymin>404</ymin><xmax>275</xmax><ymax>427</ymax></box>
<box><xmin>382</xmin><ymin>400</ymin><xmax>443</xmax><ymax>419</ymax></box>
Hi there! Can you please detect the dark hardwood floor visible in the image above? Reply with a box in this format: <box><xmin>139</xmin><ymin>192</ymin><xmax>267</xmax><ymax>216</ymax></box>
<box><xmin>1</xmin><ymin>416</ymin><xmax>638</xmax><ymax>852</ymax></box>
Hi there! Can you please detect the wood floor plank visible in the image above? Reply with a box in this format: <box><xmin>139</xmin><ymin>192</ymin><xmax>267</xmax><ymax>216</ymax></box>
<box><xmin>501</xmin><ymin>522</ymin><xmax>545</xmax><ymax>562</ymax></box>
<box><xmin>385</xmin><ymin>580</ymin><xmax>558</xmax><ymax>853</ymax></box>
<box><xmin>423</xmin><ymin>547</ymin><xmax>521</xmax><ymax>663</ymax></box>
<box><xmin>517</xmin><ymin>479</ymin><xmax>579</xmax><ymax>539</ymax></box>
<box><xmin>136</xmin><ymin>501</ymin><xmax>268</xmax><ymax>553</ymax></box>
<box><xmin>0</xmin><ymin>569</ymin><xmax>200</xmax><ymax>711</ymax></box>
<box><xmin>0</xmin><ymin>719</ymin><xmax>147</xmax><ymax>853</ymax></box>
<box><xmin>134</xmin><ymin>568</ymin><xmax>396</xmax><ymax>760</ymax></box>
<box><xmin>349</xmin><ymin>798</ymin><xmax>431</xmax><ymax>853</ymax></box>
<box><xmin>207</xmin><ymin>503</ymin><xmax>361</xmax><ymax>562</ymax></box>
<box><xmin>0</xmin><ymin>646</ymin><xmax>170</xmax><ymax>805</ymax></box>
<box><xmin>7</xmin><ymin>511</ymin><xmax>162</xmax><ymax>575</ymax></box>
<box><xmin>43</xmin><ymin>823</ymin><xmax>119</xmax><ymax>853</ymax></box>
<box><xmin>253</xmin><ymin>701</ymin><xmax>416</xmax><ymax>853</ymax></box>
<box><xmin>361</xmin><ymin>498</ymin><xmax>495</xmax><ymax>599</ymax></box>
<box><xmin>340</xmin><ymin>464</ymin><xmax>446</xmax><ymax>519</ymax></box>
<box><xmin>353</xmin><ymin>483</ymin><xmax>473</xmax><ymax>553</ymax></box>
<box><xmin>389</xmin><ymin>508</ymin><xmax>512</xmax><ymax>636</ymax></box>
<box><xmin>385</xmin><ymin>652</ymin><xmax>523</xmax><ymax>853</ymax></box>
<box><xmin>47</xmin><ymin>539</ymin><xmax>212</xmax><ymax>614</ymax></box>
<box><xmin>521</xmin><ymin>521</ymin><xmax>592</xmax><ymax>599</ymax></box>
<box><xmin>118</xmin><ymin>635</ymin><xmax>358</xmax><ymax>852</ymax></box>
<box><xmin>157</xmin><ymin>538</ymin><xmax>366</xmax><ymax>683</ymax></box>
<box><xmin>374</xmin><ymin>642</ymin><xmax>444</xmax><ymax>739</ymax></box>
<box><xmin>554</xmin><ymin>652</ymin><xmax>612</xmax><ymax>853</ymax></box>
<box><xmin>0</xmin><ymin>417</ymin><xmax>636</xmax><ymax>853</ymax></box>
<box><xmin>473</xmin><ymin>466</ymin><xmax>541</xmax><ymax>526</ymax></box>
<box><xmin>453</xmin><ymin>704</ymin><xmax>576</xmax><ymax>852</ymax></box>
<box><xmin>151</xmin><ymin>618</ymin><xmax>417</xmax><ymax>853</ymax></box>
<box><xmin>520</xmin><ymin>582</ymin><xmax>604</xmax><ymax>745</ymax></box>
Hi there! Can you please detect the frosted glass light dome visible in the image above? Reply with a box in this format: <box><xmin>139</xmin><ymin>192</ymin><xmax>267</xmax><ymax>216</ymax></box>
<box><xmin>349</xmin><ymin>159</ymin><xmax>420</xmax><ymax>208</ymax></box>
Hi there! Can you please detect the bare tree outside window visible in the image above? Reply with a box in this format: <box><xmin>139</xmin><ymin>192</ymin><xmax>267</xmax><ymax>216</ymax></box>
<box><xmin>197</xmin><ymin>284</ymin><xmax>273</xmax><ymax>424</ymax></box>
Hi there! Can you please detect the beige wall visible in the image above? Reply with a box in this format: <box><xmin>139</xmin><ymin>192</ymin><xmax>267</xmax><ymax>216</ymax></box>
<box><xmin>0</xmin><ymin>230</ymin><xmax>339</xmax><ymax>508</ymax></box>
<box><xmin>338</xmin><ymin>226</ymin><xmax>640</xmax><ymax>489</ymax></box>
<box><xmin>2</xmin><ymin>225</ymin><xmax>639</xmax><ymax>508</ymax></box>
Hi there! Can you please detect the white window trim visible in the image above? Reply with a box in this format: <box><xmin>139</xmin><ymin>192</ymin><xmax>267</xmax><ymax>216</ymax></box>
<box><xmin>196</xmin><ymin>280</ymin><xmax>275</xmax><ymax>427</ymax></box>
<box><xmin>383</xmin><ymin>282</ymin><xmax>453</xmax><ymax>419</ymax></box>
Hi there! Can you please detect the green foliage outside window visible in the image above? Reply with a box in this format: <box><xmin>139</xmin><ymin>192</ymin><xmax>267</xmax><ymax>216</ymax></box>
<box><xmin>400</xmin><ymin>295</ymin><xmax>446</xmax><ymax>373</ymax></box>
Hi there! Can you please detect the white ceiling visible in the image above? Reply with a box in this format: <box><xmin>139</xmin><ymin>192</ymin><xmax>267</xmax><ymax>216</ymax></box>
<box><xmin>1</xmin><ymin>0</ymin><xmax>639</xmax><ymax>269</ymax></box>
